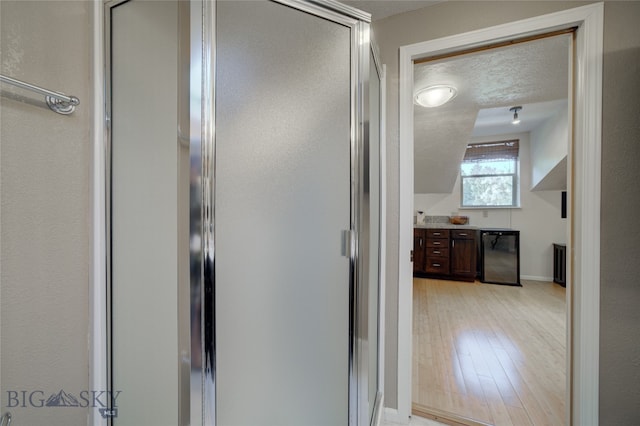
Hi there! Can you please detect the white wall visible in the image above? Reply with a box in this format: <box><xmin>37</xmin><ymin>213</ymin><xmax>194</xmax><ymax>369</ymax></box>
<box><xmin>531</xmin><ymin>103</ymin><xmax>569</xmax><ymax>190</ymax></box>
<box><xmin>415</xmin><ymin>131</ymin><xmax>567</xmax><ymax>281</ymax></box>
<box><xmin>0</xmin><ymin>1</ymin><xmax>90</xmax><ymax>424</ymax></box>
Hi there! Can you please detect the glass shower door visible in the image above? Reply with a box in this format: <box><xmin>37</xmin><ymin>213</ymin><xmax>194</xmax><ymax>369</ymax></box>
<box><xmin>214</xmin><ymin>1</ymin><xmax>353</xmax><ymax>424</ymax></box>
<box><xmin>214</xmin><ymin>1</ymin><xmax>377</xmax><ymax>425</ymax></box>
<box><xmin>105</xmin><ymin>1</ymin><xmax>379</xmax><ymax>425</ymax></box>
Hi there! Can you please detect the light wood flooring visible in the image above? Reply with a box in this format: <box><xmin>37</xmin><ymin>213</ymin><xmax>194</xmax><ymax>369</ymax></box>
<box><xmin>412</xmin><ymin>278</ymin><xmax>566</xmax><ymax>426</ymax></box>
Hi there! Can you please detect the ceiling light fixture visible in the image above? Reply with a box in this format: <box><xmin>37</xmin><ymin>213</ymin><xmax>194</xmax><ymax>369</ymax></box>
<box><xmin>414</xmin><ymin>85</ymin><xmax>457</xmax><ymax>108</ymax></box>
<box><xmin>510</xmin><ymin>106</ymin><xmax>522</xmax><ymax>125</ymax></box>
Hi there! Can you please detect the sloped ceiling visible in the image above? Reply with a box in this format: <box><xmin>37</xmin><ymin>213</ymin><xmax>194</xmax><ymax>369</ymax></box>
<box><xmin>532</xmin><ymin>157</ymin><xmax>567</xmax><ymax>191</ymax></box>
<box><xmin>472</xmin><ymin>99</ymin><xmax>569</xmax><ymax>138</ymax></box>
<box><xmin>414</xmin><ymin>34</ymin><xmax>570</xmax><ymax>193</ymax></box>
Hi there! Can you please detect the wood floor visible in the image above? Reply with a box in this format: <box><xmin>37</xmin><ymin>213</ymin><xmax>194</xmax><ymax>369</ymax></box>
<box><xmin>412</xmin><ymin>278</ymin><xmax>566</xmax><ymax>426</ymax></box>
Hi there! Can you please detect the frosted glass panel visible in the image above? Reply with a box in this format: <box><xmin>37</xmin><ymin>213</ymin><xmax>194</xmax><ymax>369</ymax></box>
<box><xmin>111</xmin><ymin>1</ymin><xmax>186</xmax><ymax>424</ymax></box>
<box><xmin>368</xmin><ymin>49</ymin><xmax>381</xmax><ymax>420</ymax></box>
<box><xmin>216</xmin><ymin>1</ymin><xmax>351</xmax><ymax>424</ymax></box>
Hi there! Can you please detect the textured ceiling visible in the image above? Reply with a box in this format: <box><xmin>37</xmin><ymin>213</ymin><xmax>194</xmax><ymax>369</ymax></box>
<box><xmin>342</xmin><ymin>0</ymin><xmax>442</xmax><ymax>20</ymax></box>
<box><xmin>414</xmin><ymin>34</ymin><xmax>570</xmax><ymax>193</ymax></box>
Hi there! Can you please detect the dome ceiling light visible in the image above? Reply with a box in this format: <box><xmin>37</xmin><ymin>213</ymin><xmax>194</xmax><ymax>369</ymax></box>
<box><xmin>414</xmin><ymin>85</ymin><xmax>457</xmax><ymax>108</ymax></box>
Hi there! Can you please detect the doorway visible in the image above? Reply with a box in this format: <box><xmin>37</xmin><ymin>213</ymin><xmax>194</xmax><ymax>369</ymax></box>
<box><xmin>411</xmin><ymin>32</ymin><xmax>571</xmax><ymax>424</ymax></box>
<box><xmin>396</xmin><ymin>4</ymin><xmax>603</xmax><ymax>425</ymax></box>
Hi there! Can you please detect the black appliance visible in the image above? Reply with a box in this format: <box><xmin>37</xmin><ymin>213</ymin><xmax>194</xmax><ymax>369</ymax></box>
<box><xmin>480</xmin><ymin>229</ymin><xmax>521</xmax><ymax>286</ymax></box>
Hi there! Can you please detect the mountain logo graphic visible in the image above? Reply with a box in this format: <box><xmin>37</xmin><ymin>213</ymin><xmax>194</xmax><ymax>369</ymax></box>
<box><xmin>45</xmin><ymin>390</ymin><xmax>80</xmax><ymax>407</ymax></box>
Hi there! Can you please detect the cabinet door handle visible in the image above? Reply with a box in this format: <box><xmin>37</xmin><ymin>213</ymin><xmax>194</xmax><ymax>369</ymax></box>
<box><xmin>433</xmin><ymin>263</ymin><xmax>440</xmax><ymax>267</ymax></box>
<box><xmin>433</xmin><ymin>250</ymin><xmax>440</xmax><ymax>254</ymax></box>
<box><xmin>459</xmin><ymin>233</ymin><xmax>467</xmax><ymax>236</ymax></box>
<box><xmin>433</xmin><ymin>232</ymin><xmax>441</xmax><ymax>236</ymax></box>
<box><xmin>434</xmin><ymin>242</ymin><xmax>440</xmax><ymax>246</ymax></box>
<box><xmin>452</xmin><ymin>240</ymin><xmax>455</xmax><ymax>248</ymax></box>
<box><xmin>419</xmin><ymin>238</ymin><xmax>423</xmax><ymax>248</ymax></box>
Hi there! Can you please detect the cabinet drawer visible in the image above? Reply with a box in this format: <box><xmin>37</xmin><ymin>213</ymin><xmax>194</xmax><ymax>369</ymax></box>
<box><xmin>426</xmin><ymin>238</ymin><xmax>448</xmax><ymax>248</ymax></box>
<box><xmin>425</xmin><ymin>258</ymin><xmax>450</xmax><ymax>274</ymax></box>
<box><xmin>451</xmin><ymin>229</ymin><xmax>474</xmax><ymax>239</ymax></box>
<box><xmin>426</xmin><ymin>229</ymin><xmax>450</xmax><ymax>239</ymax></box>
<box><xmin>426</xmin><ymin>247</ymin><xmax>449</xmax><ymax>258</ymax></box>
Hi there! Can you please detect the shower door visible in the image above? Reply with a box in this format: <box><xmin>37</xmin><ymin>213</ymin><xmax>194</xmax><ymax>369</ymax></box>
<box><xmin>212</xmin><ymin>1</ymin><xmax>361</xmax><ymax>424</ymax></box>
<box><xmin>107</xmin><ymin>1</ymin><xmax>377</xmax><ymax>425</ymax></box>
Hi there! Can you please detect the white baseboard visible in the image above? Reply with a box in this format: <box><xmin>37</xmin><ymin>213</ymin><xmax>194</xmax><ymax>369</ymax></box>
<box><xmin>521</xmin><ymin>275</ymin><xmax>554</xmax><ymax>282</ymax></box>
<box><xmin>383</xmin><ymin>407</ymin><xmax>409</xmax><ymax>424</ymax></box>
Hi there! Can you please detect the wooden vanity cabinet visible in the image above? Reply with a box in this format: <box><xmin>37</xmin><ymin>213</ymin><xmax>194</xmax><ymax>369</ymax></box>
<box><xmin>413</xmin><ymin>227</ymin><xmax>477</xmax><ymax>282</ymax></box>
<box><xmin>450</xmin><ymin>230</ymin><xmax>476</xmax><ymax>281</ymax></box>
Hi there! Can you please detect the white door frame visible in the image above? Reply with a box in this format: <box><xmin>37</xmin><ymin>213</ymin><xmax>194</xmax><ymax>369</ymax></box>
<box><xmin>396</xmin><ymin>3</ymin><xmax>603</xmax><ymax>425</ymax></box>
<box><xmin>90</xmin><ymin>0</ymin><xmax>107</xmax><ymax>425</ymax></box>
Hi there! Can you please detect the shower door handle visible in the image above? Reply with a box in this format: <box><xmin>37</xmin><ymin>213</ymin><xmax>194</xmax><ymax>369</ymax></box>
<box><xmin>342</xmin><ymin>229</ymin><xmax>355</xmax><ymax>258</ymax></box>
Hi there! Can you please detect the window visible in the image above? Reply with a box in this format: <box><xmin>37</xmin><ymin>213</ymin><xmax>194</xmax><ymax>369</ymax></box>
<box><xmin>461</xmin><ymin>140</ymin><xmax>519</xmax><ymax>208</ymax></box>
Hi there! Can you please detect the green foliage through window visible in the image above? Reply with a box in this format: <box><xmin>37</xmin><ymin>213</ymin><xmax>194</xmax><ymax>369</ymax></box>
<box><xmin>461</xmin><ymin>141</ymin><xmax>519</xmax><ymax>208</ymax></box>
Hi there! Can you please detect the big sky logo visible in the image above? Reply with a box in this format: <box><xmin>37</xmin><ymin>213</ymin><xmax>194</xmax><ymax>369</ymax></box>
<box><xmin>6</xmin><ymin>389</ymin><xmax>121</xmax><ymax>418</ymax></box>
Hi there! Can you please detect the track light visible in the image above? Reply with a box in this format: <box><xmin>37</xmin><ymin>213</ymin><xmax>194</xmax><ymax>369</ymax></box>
<box><xmin>510</xmin><ymin>106</ymin><xmax>522</xmax><ymax>125</ymax></box>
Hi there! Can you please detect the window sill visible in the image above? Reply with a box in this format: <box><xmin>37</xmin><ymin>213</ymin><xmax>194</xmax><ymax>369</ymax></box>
<box><xmin>459</xmin><ymin>206</ymin><xmax>521</xmax><ymax>210</ymax></box>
